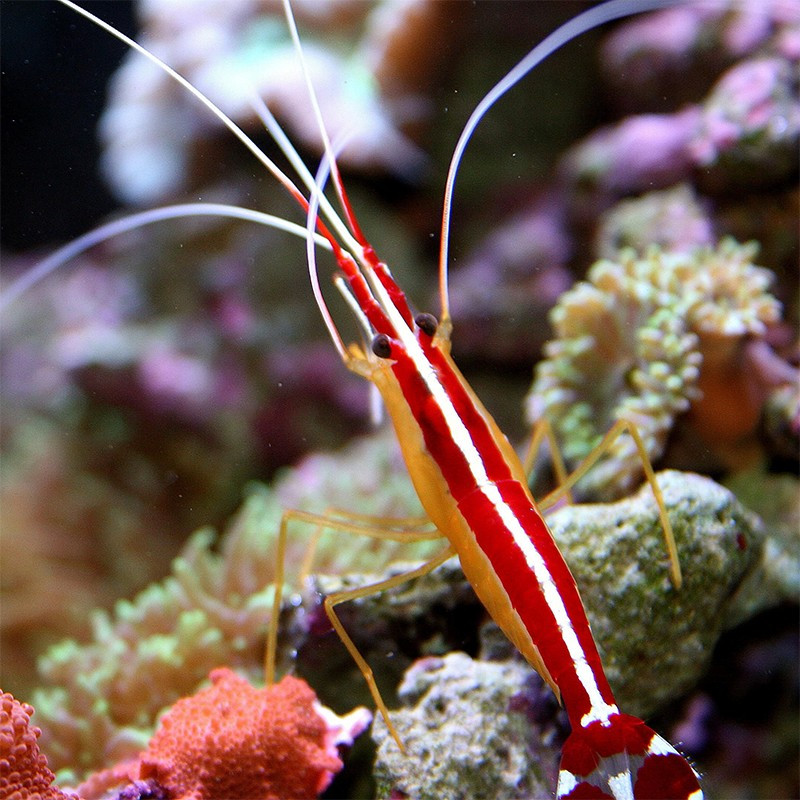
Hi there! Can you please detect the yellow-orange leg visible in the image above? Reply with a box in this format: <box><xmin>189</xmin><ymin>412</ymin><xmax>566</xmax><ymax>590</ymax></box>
<box><xmin>323</xmin><ymin>544</ymin><xmax>455</xmax><ymax>749</ymax></box>
<box><xmin>524</xmin><ymin>418</ymin><xmax>682</xmax><ymax>588</ymax></box>
<box><xmin>296</xmin><ymin>508</ymin><xmax>433</xmax><ymax>585</ymax></box>
<box><xmin>265</xmin><ymin>506</ymin><xmax>448</xmax><ymax>745</ymax></box>
<box><xmin>523</xmin><ymin>416</ymin><xmax>573</xmax><ymax>506</ymax></box>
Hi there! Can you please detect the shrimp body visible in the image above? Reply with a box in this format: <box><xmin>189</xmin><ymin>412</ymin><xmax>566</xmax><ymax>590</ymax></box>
<box><xmin>336</xmin><ymin>238</ymin><xmax>702</xmax><ymax>800</ymax></box>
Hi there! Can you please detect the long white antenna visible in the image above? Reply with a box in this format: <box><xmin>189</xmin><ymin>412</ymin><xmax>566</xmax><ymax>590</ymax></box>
<box><xmin>438</xmin><ymin>0</ymin><xmax>685</xmax><ymax>322</ymax></box>
<box><xmin>57</xmin><ymin>0</ymin><xmax>314</xmax><ymax>222</ymax></box>
<box><xmin>280</xmin><ymin>0</ymin><xmax>370</xmax><ymax>262</ymax></box>
<box><xmin>306</xmin><ymin>144</ymin><xmax>350</xmax><ymax>360</ymax></box>
<box><xmin>249</xmin><ymin>96</ymin><xmax>361</xmax><ymax>259</ymax></box>
<box><xmin>0</xmin><ymin>204</ymin><xmax>332</xmax><ymax>315</ymax></box>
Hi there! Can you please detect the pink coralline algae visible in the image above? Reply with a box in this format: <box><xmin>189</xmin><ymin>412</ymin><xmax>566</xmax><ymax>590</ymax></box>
<box><xmin>563</xmin><ymin>108</ymin><xmax>701</xmax><ymax>198</ymax></box>
<box><xmin>564</xmin><ymin>52</ymin><xmax>798</xmax><ymax>205</ymax></box>
<box><xmin>691</xmin><ymin>56</ymin><xmax>800</xmax><ymax>185</ymax></box>
<box><xmin>601</xmin><ymin>0</ymin><xmax>800</xmax><ymax>108</ymax></box>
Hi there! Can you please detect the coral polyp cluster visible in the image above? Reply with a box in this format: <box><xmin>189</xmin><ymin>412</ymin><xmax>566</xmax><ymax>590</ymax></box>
<box><xmin>0</xmin><ymin>672</ymin><xmax>369</xmax><ymax>800</ymax></box>
<box><xmin>680</xmin><ymin>240</ymin><xmax>782</xmax><ymax>337</ymax></box>
<box><xmin>0</xmin><ymin>691</ymin><xmax>69</xmax><ymax>800</ymax></box>
<box><xmin>526</xmin><ymin>238</ymin><xmax>782</xmax><ymax>496</ymax></box>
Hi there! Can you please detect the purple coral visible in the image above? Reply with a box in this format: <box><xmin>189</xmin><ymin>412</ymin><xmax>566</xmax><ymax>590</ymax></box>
<box><xmin>691</xmin><ymin>56</ymin><xmax>800</xmax><ymax>186</ymax></box>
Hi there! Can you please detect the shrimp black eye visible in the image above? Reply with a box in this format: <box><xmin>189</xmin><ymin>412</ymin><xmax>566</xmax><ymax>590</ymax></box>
<box><xmin>415</xmin><ymin>312</ymin><xmax>438</xmax><ymax>337</ymax></box>
<box><xmin>371</xmin><ymin>334</ymin><xmax>393</xmax><ymax>358</ymax></box>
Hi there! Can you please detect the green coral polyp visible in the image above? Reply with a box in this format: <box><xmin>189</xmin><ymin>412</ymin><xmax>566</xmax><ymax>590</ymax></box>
<box><xmin>526</xmin><ymin>238</ymin><xmax>781</xmax><ymax>497</ymax></box>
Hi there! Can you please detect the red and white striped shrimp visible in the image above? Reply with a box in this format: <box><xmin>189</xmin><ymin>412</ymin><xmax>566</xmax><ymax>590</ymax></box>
<box><xmin>284</xmin><ymin>4</ymin><xmax>703</xmax><ymax>794</ymax></box>
<box><xmin>4</xmin><ymin>1</ymin><xmax>705</xmax><ymax>797</ymax></box>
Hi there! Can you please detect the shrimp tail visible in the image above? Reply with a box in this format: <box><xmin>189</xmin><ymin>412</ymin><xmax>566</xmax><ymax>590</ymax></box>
<box><xmin>557</xmin><ymin>713</ymin><xmax>703</xmax><ymax>800</ymax></box>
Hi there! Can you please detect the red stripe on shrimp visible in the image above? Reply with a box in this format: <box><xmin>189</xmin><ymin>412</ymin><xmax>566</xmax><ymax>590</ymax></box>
<box><xmin>389</xmin><ymin>346</ymin><xmax>516</xmax><ymax>493</ymax></box>
<box><xmin>459</xmin><ymin>482</ymin><xmax>617</xmax><ymax>725</ymax></box>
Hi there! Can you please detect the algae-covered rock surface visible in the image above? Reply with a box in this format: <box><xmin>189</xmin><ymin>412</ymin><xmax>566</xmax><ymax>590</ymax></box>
<box><xmin>549</xmin><ymin>470</ymin><xmax>764</xmax><ymax>717</ymax></box>
<box><xmin>371</xmin><ymin>652</ymin><xmax>556</xmax><ymax>800</ymax></box>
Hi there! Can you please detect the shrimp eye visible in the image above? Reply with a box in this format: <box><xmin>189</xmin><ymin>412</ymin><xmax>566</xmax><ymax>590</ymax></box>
<box><xmin>371</xmin><ymin>334</ymin><xmax>393</xmax><ymax>358</ymax></box>
<box><xmin>415</xmin><ymin>312</ymin><xmax>438</xmax><ymax>337</ymax></box>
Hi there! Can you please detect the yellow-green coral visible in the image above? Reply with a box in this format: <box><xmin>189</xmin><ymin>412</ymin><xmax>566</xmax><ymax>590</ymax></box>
<box><xmin>526</xmin><ymin>238</ymin><xmax>781</xmax><ymax>497</ymax></box>
<box><xmin>34</xmin><ymin>517</ymin><xmax>274</xmax><ymax>778</ymax></box>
